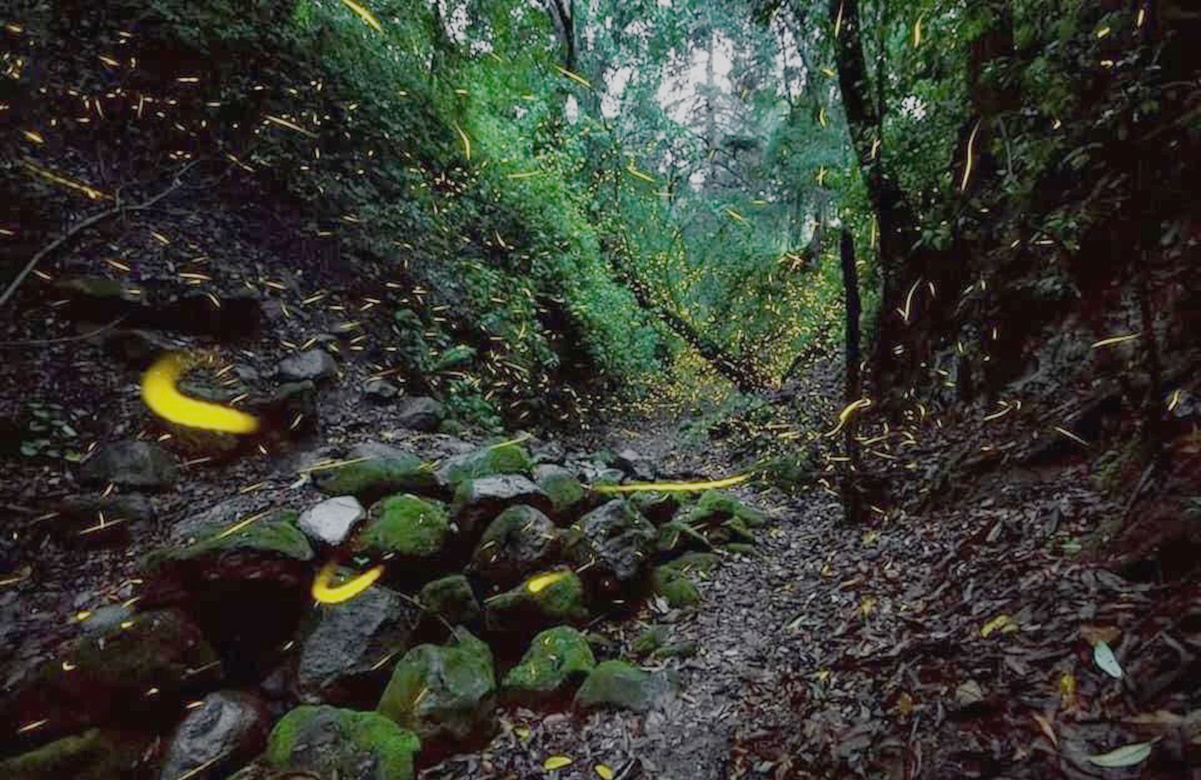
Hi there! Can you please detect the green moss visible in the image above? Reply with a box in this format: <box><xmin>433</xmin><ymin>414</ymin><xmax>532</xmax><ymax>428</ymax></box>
<box><xmin>355</xmin><ymin>494</ymin><xmax>449</xmax><ymax>559</ymax></box>
<box><xmin>377</xmin><ymin>628</ymin><xmax>496</xmax><ymax>742</ymax></box>
<box><xmin>177</xmin><ymin>509</ymin><xmax>313</xmax><ymax>561</ymax></box>
<box><xmin>724</xmin><ymin>542</ymin><xmax>759</xmax><ymax>556</ymax></box>
<box><xmin>574</xmin><ymin>660</ymin><xmax>679</xmax><ymax>713</ymax></box>
<box><xmin>631</xmin><ymin>625</ymin><xmax>666</xmax><ymax>656</ymax></box>
<box><xmin>0</xmin><ymin>729</ymin><xmax>148</xmax><ymax>780</ymax></box>
<box><xmin>266</xmin><ymin>705</ymin><xmax>420</xmax><ymax>780</ymax></box>
<box><xmin>483</xmin><ymin>569</ymin><xmax>588</xmax><ymax>632</ymax></box>
<box><xmin>651</xmin><ymin>566</ymin><xmax>700</xmax><ymax>607</ymax></box>
<box><xmin>682</xmin><ymin>492</ymin><xmax>767</xmax><ymax>529</ymax></box>
<box><xmin>439</xmin><ymin>443</ymin><xmax>533</xmax><ymax>487</ymax></box>
<box><xmin>659</xmin><ymin>552</ymin><xmax>721</xmax><ymax>576</ymax></box>
<box><xmin>535</xmin><ymin>467</ymin><xmax>587</xmax><ymax>518</ymax></box>
<box><xmin>315</xmin><ymin>455</ymin><xmax>439</xmax><ymax>502</ymax></box>
<box><xmin>502</xmin><ymin>626</ymin><xmax>595</xmax><ymax>698</ymax></box>
<box><xmin>419</xmin><ymin>574</ymin><xmax>481</xmax><ymax>627</ymax></box>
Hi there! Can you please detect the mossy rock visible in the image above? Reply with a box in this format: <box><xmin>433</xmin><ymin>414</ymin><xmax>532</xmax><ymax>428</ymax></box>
<box><xmin>315</xmin><ymin>455</ymin><xmax>440</xmax><ymax>505</ymax></box>
<box><xmin>681</xmin><ymin>492</ymin><xmax>767</xmax><ymax>529</ymax></box>
<box><xmin>0</xmin><ymin>729</ymin><xmax>151</xmax><ymax>780</ymax></box>
<box><xmin>264</xmin><ymin>705</ymin><xmax>420</xmax><ymax>780</ymax></box>
<box><xmin>574</xmin><ymin>661</ymin><xmax>679</xmax><ymax>713</ymax></box>
<box><xmin>659</xmin><ymin>552</ymin><xmax>721</xmax><ymax>576</ymax></box>
<box><xmin>469</xmin><ymin>505</ymin><xmax>560</xmax><ymax>587</ymax></box>
<box><xmin>502</xmin><ymin>626</ymin><xmax>595</xmax><ymax>701</ymax></box>
<box><xmin>450</xmin><ymin>475</ymin><xmax>552</xmax><ymax>541</ymax></box>
<box><xmin>533</xmin><ymin>464</ymin><xmax>589</xmax><ymax>521</ymax></box>
<box><xmin>2</xmin><ymin>609</ymin><xmax>220</xmax><ymax>744</ymax></box>
<box><xmin>149</xmin><ymin>509</ymin><xmax>313</xmax><ymax>565</ymax></box>
<box><xmin>629</xmin><ymin>492</ymin><xmax>683</xmax><ymax>525</ymax></box>
<box><xmin>651</xmin><ymin>566</ymin><xmax>700</xmax><ymax>608</ymax></box>
<box><xmin>631</xmin><ymin>625</ymin><xmax>667</xmax><ymax>657</ymax></box>
<box><xmin>436</xmin><ymin>443</ymin><xmax>533</xmax><ymax>488</ymax></box>
<box><xmin>724</xmin><ymin>542</ymin><xmax>759</xmax><ymax>557</ymax></box>
<box><xmin>483</xmin><ymin>569</ymin><xmax>588</xmax><ymax>633</ymax></box>
<box><xmin>354</xmin><ymin>495</ymin><xmax>450</xmax><ymax>562</ymax></box>
<box><xmin>377</xmin><ymin>628</ymin><xmax>496</xmax><ymax>743</ymax></box>
<box><xmin>419</xmin><ymin>575</ymin><xmax>481</xmax><ymax>628</ymax></box>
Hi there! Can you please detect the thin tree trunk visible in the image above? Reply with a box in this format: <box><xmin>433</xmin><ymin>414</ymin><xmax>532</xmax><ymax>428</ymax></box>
<box><xmin>840</xmin><ymin>228</ymin><xmax>864</xmax><ymax>524</ymax></box>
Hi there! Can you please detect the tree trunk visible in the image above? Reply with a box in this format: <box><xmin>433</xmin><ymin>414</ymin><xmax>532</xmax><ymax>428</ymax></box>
<box><xmin>839</xmin><ymin>228</ymin><xmax>864</xmax><ymax>524</ymax></box>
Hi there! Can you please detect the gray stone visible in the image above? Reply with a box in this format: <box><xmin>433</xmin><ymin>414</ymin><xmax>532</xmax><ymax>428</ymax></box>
<box><xmin>395</xmin><ymin>397</ymin><xmax>445</xmax><ymax>432</ymax></box>
<box><xmin>296</xmin><ymin>583</ymin><xmax>422</xmax><ymax>705</ymax></box>
<box><xmin>469</xmin><ymin>506</ymin><xmax>560</xmax><ymax>587</ymax></box>
<box><xmin>79</xmin><ymin>441</ymin><xmax>178</xmax><ymax>489</ymax></box>
<box><xmin>277</xmin><ymin>349</ymin><xmax>337</xmax><ymax>382</ymax></box>
<box><xmin>159</xmin><ymin>691</ymin><xmax>269</xmax><ymax>780</ymax></box>
<box><xmin>363</xmin><ymin>379</ymin><xmax>400</xmax><ymax>402</ymax></box>
<box><xmin>450</xmin><ymin>475</ymin><xmax>552</xmax><ymax>540</ymax></box>
<box><xmin>574</xmin><ymin>660</ymin><xmax>679</xmax><ymax>713</ymax></box>
<box><xmin>565</xmin><ymin>499</ymin><xmax>657</xmax><ymax>587</ymax></box>
<box><xmin>615</xmin><ymin>447</ymin><xmax>655</xmax><ymax>481</ymax></box>
<box><xmin>297</xmin><ymin>496</ymin><xmax>365</xmax><ymax>547</ymax></box>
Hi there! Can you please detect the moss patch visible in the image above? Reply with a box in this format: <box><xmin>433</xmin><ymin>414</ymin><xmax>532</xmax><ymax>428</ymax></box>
<box><xmin>574</xmin><ymin>660</ymin><xmax>679</xmax><ymax>713</ymax></box>
<box><xmin>438</xmin><ymin>443</ymin><xmax>533</xmax><ymax>488</ymax></box>
<box><xmin>355</xmin><ymin>495</ymin><xmax>449</xmax><ymax>560</ymax></box>
<box><xmin>419</xmin><ymin>574</ymin><xmax>481</xmax><ymax>627</ymax></box>
<box><xmin>483</xmin><ymin>569</ymin><xmax>588</xmax><ymax>633</ymax></box>
<box><xmin>315</xmin><ymin>455</ymin><xmax>439</xmax><ymax>504</ymax></box>
<box><xmin>651</xmin><ymin>566</ymin><xmax>700</xmax><ymax>607</ymax></box>
<box><xmin>682</xmin><ymin>492</ymin><xmax>767</xmax><ymax>529</ymax></box>
<box><xmin>266</xmin><ymin>705</ymin><xmax>420</xmax><ymax>780</ymax></box>
<box><xmin>502</xmin><ymin>626</ymin><xmax>595</xmax><ymax>699</ymax></box>
<box><xmin>0</xmin><ymin>729</ymin><xmax>150</xmax><ymax>780</ymax></box>
<box><xmin>377</xmin><ymin>628</ymin><xmax>496</xmax><ymax>743</ymax></box>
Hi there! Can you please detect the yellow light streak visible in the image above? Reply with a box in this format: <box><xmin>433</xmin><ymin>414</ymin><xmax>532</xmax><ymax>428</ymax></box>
<box><xmin>340</xmin><ymin>0</ymin><xmax>383</xmax><ymax>32</ymax></box>
<box><xmin>525</xmin><ymin>570</ymin><xmax>572</xmax><ymax>594</ymax></box>
<box><xmin>834</xmin><ymin>1</ymin><xmax>844</xmax><ymax>38</ymax></box>
<box><xmin>825</xmin><ymin>398</ymin><xmax>872</xmax><ymax>438</ymax></box>
<box><xmin>312</xmin><ymin>561</ymin><xmax>385</xmax><ymax>604</ymax></box>
<box><xmin>453</xmin><ymin>122</ymin><xmax>471</xmax><ymax>161</ymax></box>
<box><xmin>20</xmin><ymin>159</ymin><xmax>110</xmax><ymax>200</ymax></box>
<box><xmin>552</xmin><ymin>64</ymin><xmax>592</xmax><ymax>88</ymax></box>
<box><xmin>1090</xmin><ymin>333</ymin><xmax>1139</xmax><ymax>349</ymax></box>
<box><xmin>626</xmin><ymin>166</ymin><xmax>655</xmax><ymax>183</ymax></box>
<box><xmin>592</xmin><ymin>473</ymin><xmax>752</xmax><ymax>494</ymax></box>
<box><xmin>263</xmin><ymin>114</ymin><xmax>316</xmax><ymax>138</ymax></box>
<box><xmin>913</xmin><ymin>15</ymin><xmax>923</xmax><ymax>47</ymax></box>
<box><xmin>960</xmin><ymin>119</ymin><xmax>981</xmax><ymax>192</ymax></box>
<box><xmin>141</xmin><ymin>353</ymin><xmax>260</xmax><ymax>434</ymax></box>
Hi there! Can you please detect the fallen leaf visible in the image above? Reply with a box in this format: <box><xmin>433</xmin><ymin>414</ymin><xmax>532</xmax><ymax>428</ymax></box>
<box><xmin>1080</xmin><ymin>624</ymin><xmax>1120</xmax><ymax>645</ymax></box>
<box><xmin>1093</xmin><ymin>640</ymin><xmax>1123</xmax><ymax>679</ymax></box>
<box><xmin>1086</xmin><ymin>741</ymin><xmax>1155</xmax><ymax>768</ymax></box>
<box><xmin>860</xmin><ymin>595</ymin><xmax>877</xmax><ymax>618</ymax></box>
<box><xmin>895</xmin><ymin>691</ymin><xmax>914</xmax><ymax>717</ymax></box>
<box><xmin>594</xmin><ymin>764</ymin><xmax>615</xmax><ymax>780</ymax></box>
<box><xmin>1059</xmin><ymin>672</ymin><xmax>1077</xmax><ymax>708</ymax></box>
<box><xmin>1032</xmin><ymin>712</ymin><xmax>1058</xmax><ymax>748</ymax></box>
<box><xmin>544</xmin><ymin>755</ymin><xmax>574</xmax><ymax>771</ymax></box>
<box><xmin>515</xmin><ymin>726</ymin><xmax>532</xmax><ymax>740</ymax></box>
<box><xmin>981</xmin><ymin>614</ymin><xmax>1016</xmax><ymax>637</ymax></box>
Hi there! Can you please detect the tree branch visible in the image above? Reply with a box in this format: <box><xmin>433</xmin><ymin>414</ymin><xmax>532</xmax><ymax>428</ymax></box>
<box><xmin>1</xmin><ymin>160</ymin><xmax>201</xmax><ymax>310</ymax></box>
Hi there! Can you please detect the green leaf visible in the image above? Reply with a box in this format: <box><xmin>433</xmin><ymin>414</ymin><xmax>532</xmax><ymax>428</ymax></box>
<box><xmin>1086</xmin><ymin>741</ymin><xmax>1154</xmax><ymax>768</ymax></box>
<box><xmin>20</xmin><ymin>441</ymin><xmax>39</xmax><ymax>457</ymax></box>
<box><xmin>1093</xmin><ymin>640</ymin><xmax>1123</xmax><ymax>679</ymax></box>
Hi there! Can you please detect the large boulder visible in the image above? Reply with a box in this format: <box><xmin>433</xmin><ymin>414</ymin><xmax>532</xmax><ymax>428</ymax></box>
<box><xmin>574</xmin><ymin>660</ymin><xmax>680</xmax><ymax>713</ymax></box>
<box><xmin>296</xmin><ymin>583</ymin><xmax>423</xmax><ymax>706</ymax></box>
<box><xmin>0</xmin><ymin>728</ymin><xmax>153</xmax><ymax>780</ymax></box>
<box><xmin>435</xmin><ymin>443</ymin><xmax>532</xmax><ymax>489</ymax></box>
<box><xmin>418</xmin><ymin>575</ymin><xmax>481</xmax><ymax>629</ymax></box>
<box><xmin>563</xmin><ymin>500</ymin><xmax>657</xmax><ymax>591</ymax></box>
<box><xmin>263</xmin><ymin>705</ymin><xmax>420</xmax><ymax>780</ymax></box>
<box><xmin>469</xmin><ymin>506</ymin><xmax>560</xmax><ymax>587</ymax></box>
<box><xmin>353</xmin><ymin>495</ymin><xmax>450</xmax><ymax>570</ymax></box>
<box><xmin>1</xmin><ymin>609</ymin><xmax>221</xmax><ymax>749</ymax></box>
<box><xmin>450</xmin><ymin>475</ymin><xmax>551</xmax><ymax>541</ymax></box>
<box><xmin>313</xmin><ymin>451</ymin><xmax>440</xmax><ymax>506</ymax></box>
<box><xmin>298</xmin><ymin>496</ymin><xmax>365</xmax><ymax>547</ymax></box>
<box><xmin>158</xmin><ymin>691</ymin><xmax>270</xmax><ymax>780</ymax></box>
<box><xmin>79</xmin><ymin>440</ymin><xmax>177</xmax><ymax>489</ymax></box>
<box><xmin>140</xmin><ymin>509</ymin><xmax>314</xmax><ymax>679</ymax></box>
<box><xmin>377</xmin><ymin>628</ymin><xmax>496</xmax><ymax>744</ymax></box>
<box><xmin>533</xmin><ymin>464</ymin><xmax>590</xmax><ymax>522</ymax></box>
<box><xmin>483</xmin><ymin>569</ymin><xmax>588</xmax><ymax>633</ymax></box>
<box><xmin>502</xmin><ymin>627</ymin><xmax>595</xmax><ymax>703</ymax></box>
<box><xmin>277</xmin><ymin>349</ymin><xmax>337</xmax><ymax>382</ymax></box>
